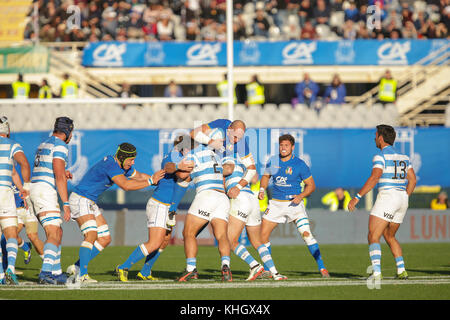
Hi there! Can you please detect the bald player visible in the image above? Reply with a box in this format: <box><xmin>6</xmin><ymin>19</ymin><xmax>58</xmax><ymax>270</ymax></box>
<box><xmin>190</xmin><ymin>119</ymin><xmax>257</xmax><ymax>200</ymax></box>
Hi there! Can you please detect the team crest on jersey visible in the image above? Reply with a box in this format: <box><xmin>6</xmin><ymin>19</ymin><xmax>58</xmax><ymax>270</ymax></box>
<box><xmin>285</xmin><ymin>167</ymin><xmax>293</xmax><ymax>175</ymax></box>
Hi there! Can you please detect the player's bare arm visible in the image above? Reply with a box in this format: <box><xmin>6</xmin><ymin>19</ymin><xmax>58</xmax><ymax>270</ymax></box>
<box><xmin>164</xmin><ymin>158</ymin><xmax>194</xmax><ymax>174</ymax></box>
<box><xmin>131</xmin><ymin>169</ymin><xmax>165</xmax><ymax>185</ymax></box>
<box><xmin>13</xmin><ymin>150</ymin><xmax>31</xmax><ymax>183</ymax></box>
<box><xmin>348</xmin><ymin>167</ymin><xmax>383</xmax><ymax>211</ymax></box>
<box><xmin>113</xmin><ymin>172</ymin><xmax>161</xmax><ymax>191</ymax></box>
<box><xmin>258</xmin><ymin>173</ymin><xmax>271</xmax><ymax>200</ymax></box>
<box><xmin>53</xmin><ymin>157</ymin><xmax>71</xmax><ymax>221</ymax></box>
<box><xmin>190</xmin><ymin>123</ymin><xmax>223</xmax><ymax>150</ymax></box>
<box><xmin>292</xmin><ymin>176</ymin><xmax>316</xmax><ymax>205</ymax></box>
<box><xmin>406</xmin><ymin>168</ymin><xmax>417</xmax><ymax>196</ymax></box>
<box><xmin>222</xmin><ymin>163</ymin><xmax>235</xmax><ymax>177</ymax></box>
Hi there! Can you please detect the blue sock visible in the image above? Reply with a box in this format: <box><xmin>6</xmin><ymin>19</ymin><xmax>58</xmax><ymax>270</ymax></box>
<box><xmin>42</xmin><ymin>243</ymin><xmax>58</xmax><ymax>273</ymax></box>
<box><xmin>79</xmin><ymin>242</ymin><xmax>93</xmax><ymax>276</ymax></box>
<box><xmin>75</xmin><ymin>241</ymin><xmax>103</xmax><ymax>267</ymax></box>
<box><xmin>234</xmin><ymin>244</ymin><xmax>258</xmax><ymax>268</ymax></box>
<box><xmin>139</xmin><ymin>249</ymin><xmax>161</xmax><ymax>277</ymax></box>
<box><xmin>19</xmin><ymin>241</ymin><xmax>30</xmax><ymax>252</ymax></box>
<box><xmin>6</xmin><ymin>238</ymin><xmax>18</xmax><ymax>273</ymax></box>
<box><xmin>369</xmin><ymin>243</ymin><xmax>382</xmax><ymax>275</ymax></box>
<box><xmin>307</xmin><ymin>243</ymin><xmax>325</xmax><ymax>271</ymax></box>
<box><xmin>1</xmin><ymin>235</ymin><xmax>7</xmax><ymax>271</ymax></box>
<box><xmin>120</xmin><ymin>244</ymin><xmax>147</xmax><ymax>270</ymax></box>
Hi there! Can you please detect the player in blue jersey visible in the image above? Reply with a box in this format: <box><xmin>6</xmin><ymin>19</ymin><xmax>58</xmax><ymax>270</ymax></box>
<box><xmin>190</xmin><ymin>119</ymin><xmax>257</xmax><ymax>200</ymax></box>
<box><xmin>66</xmin><ymin>142</ymin><xmax>165</xmax><ymax>284</ymax></box>
<box><xmin>115</xmin><ymin>135</ymin><xmax>195</xmax><ymax>282</ymax></box>
<box><xmin>30</xmin><ymin>116</ymin><xmax>74</xmax><ymax>285</ymax></box>
<box><xmin>348</xmin><ymin>125</ymin><xmax>416</xmax><ymax>280</ymax></box>
<box><xmin>222</xmin><ymin>156</ymin><xmax>287</xmax><ymax>281</ymax></box>
<box><xmin>176</xmin><ymin>142</ymin><xmax>233</xmax><ymax>282</ymax></box>
<box><xmin>258</xmin><ymin>134</ymin><xmax>330</xmax><ymax>278</ymax></box>
<box><xmin>0</xmin><ymin>117</ymin><xmax>31</xmax><ymax>285</ymax></box>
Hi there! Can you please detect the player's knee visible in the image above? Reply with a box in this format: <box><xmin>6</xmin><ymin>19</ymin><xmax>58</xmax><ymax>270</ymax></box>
<box><xmin>302</xmin><ymin>231</ymin><xmax>310</xmax><ymax>238</ymax></box>
<box><xmin>26</xmin><ymin>232</ymin><xmax>39</xmax><ymax>242</ymax></box>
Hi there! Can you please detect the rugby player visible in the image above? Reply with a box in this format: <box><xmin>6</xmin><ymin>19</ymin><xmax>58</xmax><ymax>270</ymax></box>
<box><xmin>258</xmin><ymin>134</ymin><xmax>330</xmax><ymax>278</ymax></box>
<box><xmin>348</xmin><ymin>124</ymin><xmax>416</xmax><ymax>280</ymax></box>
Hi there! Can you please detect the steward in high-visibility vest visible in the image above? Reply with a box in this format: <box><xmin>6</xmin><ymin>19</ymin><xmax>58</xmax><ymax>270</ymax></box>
<box><xmin>11</xmin><ymin>74</ymin><xmax>30</xmax><ymax>99</ymax></box>
<box><xmin>246</xmin><ymin>75</ymin><xmax>265</xmax><ymax>105</ymax></box>
<box><xmin>378</xmin><ymin>70</ymin><xmax>397</xmax><ymax>103</ymax></box>
<box><xmin>321</xmin><ymin>188</ymin><xmax>351</xmax><ymax>212</ymax></box>
<box><xmin>251</xmin><ymin>180</ymin><xmax>268</xmax><ymax>213</ymax></box>
<box><xmin>60</xmin><ymin>74</ymin><xmax>78</xmax><ymax>98</ymax></box>
<box><xmin>217</xmin><ymin>75</ymin><xmax>237</xmax><ymax>105</ymax></box>
<box><xmin>39</xmin><ymin>79</ymin><xmax>52</xmax><ymax>99</ymax></box>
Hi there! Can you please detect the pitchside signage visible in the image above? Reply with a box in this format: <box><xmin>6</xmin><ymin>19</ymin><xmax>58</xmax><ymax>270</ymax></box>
<box><xmin>52</xmin><ymin>210</ymin><xmax>450</xmax><ymax>246</ymax></box>
<box><xmin>82</xmin><ymin>40</ymin><xmax>449</xmax><ymax>67</ymax></box>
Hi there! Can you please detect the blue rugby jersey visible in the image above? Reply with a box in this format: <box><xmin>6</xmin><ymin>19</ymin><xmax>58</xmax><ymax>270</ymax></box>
<box><xmin>206</xmin><ymin>118</ymin><xmax>252</xmax><ymax>161</ymax></box>
<box><xmin>185</xmin><ymin>144</ymin><xmax>225</xmax><ymax>193</ymax></box>
<box><xmin>0</xmin><ymin>136</ymin><xmax>23</xmax><ymax>188</ymax></box>
<box><xmin>372</xmin><ymin>145</ymin><xmax>411</xmax><ymax>191</ymax></box>
<box><xmin>151</xmin><ymin>149</ymin><xmax>184</xmax><ymax>205</ymax></box>
<box><xmin>264</xmin><ymin>154</ymin><xmax>312</xmax><ymax>201</ymax></box>
<box><xmin>73</xmin><ymin>155</ymin><xmax>136</xmax><ymax>202</ymax></box>
<box><xmin>31</xmin><ymin>136</ymin><xmax>68</xmax><ymax>190</ymax></box>
<box><xmin>222</xmin><ymin>155</ymin><xmax>253</xmax><ymax>195</ymax></box>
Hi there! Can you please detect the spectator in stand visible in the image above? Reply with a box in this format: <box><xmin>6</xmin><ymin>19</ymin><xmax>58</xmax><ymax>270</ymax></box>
<box><xmin>342</xmin><ymin>19</ymin><xmax>357</xmax><ymax>39</ymax></box>
<box><xmin>253</xmin><ymin>8</ymin><xmax>270</xmax><ymax>37</ymax></box>
<box><xmin>357</xmin><ymin>21</ymin><xmax>371</xmax><ymax>39</ymax></box>
<box><xmin>436</xmin><ymin>22</ymin><xmax>448</xmax><ymax>38</ymax></box>
<box><xmin>126</xmin><ymin>10</ymin><xmax>144</xmax><ymax>39</ymax></box>
<box><xmin>164</xmin><ymin>80</ymin><xmax>183</xmax><ymax>98</ymax></box>
<box><xmin>299</xmin><ymin>0</ymin><xmax>314</xmax><ymax>26</ymax></box>
<box><xmin>295</xmin><ymin>73</ymin><xmax>319</xmax><ymax>108</ymax></box>
<box><xmin>344</xmin><ymin>1</ymin><xmax>360</xmax><ymax>22</ymax></box>
<box><xmin>402</xmin><ymin>21</ymin><xmax>418</xmax><ymax>38</ymax></box>
<box><xmin>233</xmin><ymin>15</ymin><xmax>247</xmax><ymax>40</ymax></box>
<box><xmin>414</xmin><ymin>11</ymin><xmax>428</xmax><ymax>33</ymax></box>
<box><xmin>401</xmin><ymin>5</ymin><xmax>414</xmax><ymax>27</ymax></box>
<box><xmin>216</xmin><ymin>23</ymin><xmax>227</xmax><ymax>42</ymax></box>
<box><xmin>420</xmin><ymin>20</ymin><xmax>438</xmax><ymax>38</ymax></box>
<box><xmin>157</xmin><ymin>13</ymin><xmax>174</xmax><ymax>41</ymax></box>
<box><xmin>324</xmin><ymin>74</ymin><xmax>346</xmax><ymax>105</ymax></box>
<box><xmin>300</xmin><ymin>20</ymin><xmax>318</xmax><ymax>39</ymax></box>
<box><xmin>314</xmin><ymin>0</ymin><xmax>331</xmax><ymax>25</ymax></box>
<box><xmin>430</xmin><ymin>192</ymin><xmax>449</xmax><ymax>210</ymax></box>
<box><xmin>383</xmin><ymin>9</ymin><xmax>403</xmax><ymax>31</ymax></box>
<box><xmin>142</xmin><ymin>17</ymin><xmax>158</xmax><ymax>39</ymax></box>
<box><xmin>186</xmin><ymin>18</ymin><xmax>201</xmax><ymax>41</ymax></box>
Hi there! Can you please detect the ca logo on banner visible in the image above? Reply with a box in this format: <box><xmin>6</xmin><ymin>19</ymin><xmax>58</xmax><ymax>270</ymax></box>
<box><xmin>377</xmin><ymin>42</ymin><xmax>411</xmax><ymax>65</ymax></box>
<box><xmin>92</xmin><ymin>43</ymin><xmax>126</xmax><ymax>67</ymax></box>
<box><xmin>282</xmin><ymin>42</ymin><xmax>317</xmax><ymax>65</ymax></box>
<box><xmin>187</xmin><ymin>43</ymin><xmax>221</xmax><ymax>66</ymax></box>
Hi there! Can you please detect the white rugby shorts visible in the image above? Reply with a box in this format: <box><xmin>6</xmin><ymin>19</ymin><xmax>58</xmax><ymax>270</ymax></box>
<box><xmin>229</xmin><ymin>191</ymin><xmax>261</xmax><ymax>226</ymax></box>
<box><xmin>370</xmin><ymin>189</ymin><xmax>409</xmax><ymax>224</ymax></box>
<box><xmin>263</xmin><ymin>199</ymin><xmax>308</xmax><ymax>224</ymax></box>
<box><xmin>146</xmin><ymin>197</ymin><xmax>170</xmax><ymax>230</ymax></box>
<box><xmin>188</xmin><ymin>189</ymin><xmax>230</xmax><ymax>222</ymax></box>
<box><xmin>0</xmin><ymin>186</ymin><xmax>17</xmax><ymax>218</ymax></box>
<box><xmin>30</xmin><ymin>182</ymin><xmax>60</xmax><ymax>215</ymax></box>
<box><xmin>69</xmin><ymin>192</ymin><xmax>102</xmax><ymax>220</ymax></box>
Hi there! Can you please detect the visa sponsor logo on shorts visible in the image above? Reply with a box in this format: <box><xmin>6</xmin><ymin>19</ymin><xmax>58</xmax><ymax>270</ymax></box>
<box><xmin>237</xmin><ymin>211</ymin><xmax>248</xmax><ymax>219</ymax></box>
<box><xmin>384</xmin><ymin>212</ymin><xmax>394</xmax><ymax>220</ymax></box>
<box><xmin>198</xmin><ymin>209</ymin><xmax>210</xmax><ymax>217</ymax></box>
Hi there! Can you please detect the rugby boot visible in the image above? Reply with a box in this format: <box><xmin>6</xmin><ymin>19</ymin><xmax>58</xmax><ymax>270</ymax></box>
<box><xmin>221</xmin><ymin>265</ymin><xmax>232</xmax><ymax>282</ymax></box>
<box><xmin>273</xmin><ymin>273</ymin><xmax>288</xmax><ymax>281</ymax></box>
<box><xmin>396</xmin><ymin>271</ymin><xmax>408</xmax><ymax>280</ymax></box>
<box><xmin>176</xmin><ymin>268</ymin><xmax>199</xmax><ymax>282</ymax></box>
<box><xmin>246</xmin><ymin>264</ymin><xmax>265</xmax><ymax>281</ymax></box>
<box><xmin>24</xmin><ymin>242</ymin><xmax>32</xmax><ymax>264</ymax></box>
<box><xmin>115</xmin><ymin>266</ymin><xmax>128</xmax><ymax>282</ymax></box>
<box><xmin>137</xmin><ymin>272</ymin><xmax>158</xmax><ymax>281</ymax></box>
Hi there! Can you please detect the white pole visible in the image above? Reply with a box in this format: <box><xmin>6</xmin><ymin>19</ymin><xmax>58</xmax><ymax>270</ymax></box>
<box><xmin>226</xmin><ymin>0</ymin><xmax>234</xmax><ymax>121</ymax></box>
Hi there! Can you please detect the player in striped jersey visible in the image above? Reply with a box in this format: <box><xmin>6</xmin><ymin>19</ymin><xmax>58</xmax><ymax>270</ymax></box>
<box><xmin>348</xmin><ymin>125</ymin><xmax>416</xmax><ymax>280</ymax></box>
<box><xmin>66</xmin><ymin>143</ymin><xmax>165</xmax><ymax>284</ymax></box>
<box><xmin>115</xmin><ymin>136</ymin><xmax>194</xmax><ymax>282</ymax></box>
<box><xmin>222</xmin><ymin>155</ymin><xmax>287</xmax><ymax>281</ymax></box>
<box><xmin>0</xmin><ymin>117</ymin><xmax>31</xmax><ymax>285</ymax></box>
<box><xmin>176</xmin><ymin>143</ymin><xmax>233</xmax><ymax>282</ymax></box>
<box><xmin>30</xmin><ymin>117</ymin><xmax>74</xmax><ymax>285</ymax></box>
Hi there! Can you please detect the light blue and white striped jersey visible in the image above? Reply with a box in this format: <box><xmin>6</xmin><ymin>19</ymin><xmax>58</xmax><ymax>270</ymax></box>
<box><xmin>31</xmin><ymin>136</ymin><xmax>68</xmax><ymax>190</ymax></box>
<box><xmin>186</xmin><ymin>144</ymin><xmax>225</xmax><ymax>194</ymax></box>
<box><xmin>222</xmin><ymin>155</ymin><xmax>253</xmax><ymax>195</ymax></box>
<box><xmin>372</xmin><ymin>145</ymin><xmax>411</xmax><ymax>191</ymax></box>
<box><xmin>0</xmin><ymin>136</ymin><xmax>24</xmax><ymax>188</ymax></box>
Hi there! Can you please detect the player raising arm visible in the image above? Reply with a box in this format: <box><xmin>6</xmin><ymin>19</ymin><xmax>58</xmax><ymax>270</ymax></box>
<box><xmin>348</xmin><ymin>124</ymin><xmax>416</xmax><ymax>280</ymax></box>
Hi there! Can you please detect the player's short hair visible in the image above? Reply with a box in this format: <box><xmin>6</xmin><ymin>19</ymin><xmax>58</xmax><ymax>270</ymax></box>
<box><xmin>376</xmin><ymin>124</ymin><xmax>396</xmax><ymax>145</ymax></box>
<box><xmin>279</xmin><ymin>134</ymin><xmax>295</xmax><ymax>146</ymax></box>
<box><xmin>174</xmin><ymin>134</ymin><xmax>196</xmax><ymax>152</ymax></box>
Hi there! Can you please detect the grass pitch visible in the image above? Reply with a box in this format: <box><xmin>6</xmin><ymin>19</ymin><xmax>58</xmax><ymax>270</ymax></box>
<box><xmin>0</xmin><ymin>242</ymin><xmax>449</xmax><ymax>301</ymax></box>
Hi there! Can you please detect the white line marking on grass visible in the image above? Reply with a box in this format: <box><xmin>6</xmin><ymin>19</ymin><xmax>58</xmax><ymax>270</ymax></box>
<box><xmin>1</xmin><ymin>277</ymin><xmax>450</xmax><ymax>291</ymax></box>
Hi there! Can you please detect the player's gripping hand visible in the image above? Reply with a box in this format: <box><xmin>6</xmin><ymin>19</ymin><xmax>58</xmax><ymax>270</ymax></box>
<box><xmin>290</xmin><ymin>195</ymin><xmax>303</xmax><ymax>206</ymax></box>
<box><xmin>347</xmin><ymin>198</ymin><xmax>359</xmax><ymax>212</ymax></box>
<box><xmin>177</xmin><ymin>159</ymin><xmax>194</xmax><ymax>172</ymax></box>
<box><xmin>65</xmin><ymin>170</ymin><xmax>73</xmax><ymax>180</ymax></box>
<box><xmin>208</xmin><ymin>139</ymin><xmax>225</xmax><ymax>152</ymax></box>
<box><xmin>258</xmin><ymin>188</ymin><xmax>265</xmax><ymax>200</ymax></box>
<box><xmin>63</xmin><ymin>205</ymin><xmax>71</xmax><ymax>222</ymax></box>
<box><xmin>227</xmin><ymin>186</ymin><xmax>240</xmax><ymax>199</ymax></box>
<box><xmin>167</xmin><ymin>211</ymin><xmax>177</xmax><ymax>228</ymax></box>
<box><xmin>152</xmin><ymin>169</ymin><xmax>166</xmax><ymax>185</ymax></box>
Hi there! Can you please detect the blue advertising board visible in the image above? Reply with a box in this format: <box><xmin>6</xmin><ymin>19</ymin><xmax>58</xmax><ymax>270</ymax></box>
<box><xmin>11</xmin><ymin>127</ymin><xmax>450</xmax><ymax>190</ymax></box>
<box><xmin>82</xmin><ymin>40</ymin><xmax>449</xmax><ymax>67</ymax></box>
